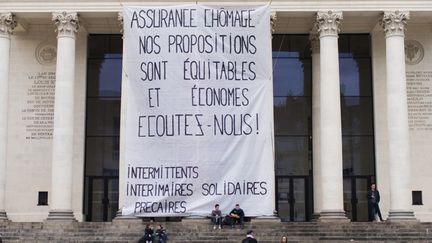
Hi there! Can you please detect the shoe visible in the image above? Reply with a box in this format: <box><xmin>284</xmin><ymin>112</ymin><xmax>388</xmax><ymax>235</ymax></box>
<box><xmin>218</xmin><ymin>225</ymin><xmax>221</xmax><ymax>229</ymax></box>
<box><xmin>213</xmin><ymin>225</ymin><xmax>216</xmax><ymax>230</ymax></box>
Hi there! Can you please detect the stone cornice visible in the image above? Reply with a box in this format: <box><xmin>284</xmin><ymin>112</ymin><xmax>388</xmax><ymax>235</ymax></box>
<box><xmin>0</xmin><ymin>1</ymin><xmax>426</xmax><ymax>13</ymax></box>
<box><xmin>316</xmin><ymin>10</ymin><xmax>342</xmax><ymax>38</ymax></box>
<box><xmin>380</xmin><ymin>11</ymin><xmax>409</xmax><ymax>38</ymax></box>
<box><xmin>0</xmin><ymin>13</ymin><xmax>17</xmax><ymax>39</ymax></box>
<box><xmin>52</xmin><ymin>11</ymin><xmax>79</xmax><ymax>39</ymax></box>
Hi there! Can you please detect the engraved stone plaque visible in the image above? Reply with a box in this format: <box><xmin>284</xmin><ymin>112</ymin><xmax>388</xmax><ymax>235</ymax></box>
<box><xmin>405</xmin><ymin>40</ymin><xmax>424</xmax><ymax>65</ymax></box>
<box><xmin>35</xmin><ymin>42</ymin><xmax>57</xmax><ymax>65</ymax></box>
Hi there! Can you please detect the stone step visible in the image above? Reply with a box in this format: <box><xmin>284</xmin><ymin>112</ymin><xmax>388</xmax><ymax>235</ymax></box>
<box><xmin>1</xmin><ymin>221</ymin><xmax>432</xmax><ymax>242</ymax></box>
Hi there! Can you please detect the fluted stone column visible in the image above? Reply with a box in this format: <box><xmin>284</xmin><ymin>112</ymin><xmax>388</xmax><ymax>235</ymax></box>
<box><xmin>116</xmin><ymin>12</ymin><xmax>125</xmax><ymax>218</ymax></box>
<box><xmin>316</xmin><ymin>11</ymin><xmax>347</xmax><ymax>221</ymax></box>
<box><xmin>115</xmin><ymin>12</ymin><xmax>134</xmax><ymax>220</ymax></box>
<box><xmin>310</xmin><ymin>28</ymin><xmax>322</xmax><ymax>219</ymax></box>
<box><xmin>0</xmin><ymin>13</ymin><xmax>16</xmax><ymax>221</ymax></box>
<box><xmin>47</xmin><ymin>12</ymin><xmax>79</xmax><ymax>221</ymax></box>
<box><xmin>380</xmin><ymin>11</ymin><xmax>416</xmax><ymax>221</ymax></box>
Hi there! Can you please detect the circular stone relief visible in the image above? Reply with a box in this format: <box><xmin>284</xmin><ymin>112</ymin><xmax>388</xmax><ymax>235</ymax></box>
<box><xmin>405</xmin><ymin>40</ymin><xmax>424</xmax><ymax>65</ymax></box>
<box><xmin>35</xmin><ymin>42</ymin><xmax>57</xmax><ymax>65</ymax></box>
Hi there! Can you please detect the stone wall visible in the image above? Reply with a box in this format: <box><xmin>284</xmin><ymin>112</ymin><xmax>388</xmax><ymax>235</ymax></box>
<box><xmin>5</xmin><ymin>23</ymin><xmax>87</xmax><ymax>222</ymax></box>
<box><xmin>372</xmin><ymin>23</ymin><xmax>432</xmax><ymax>222</ymax></box>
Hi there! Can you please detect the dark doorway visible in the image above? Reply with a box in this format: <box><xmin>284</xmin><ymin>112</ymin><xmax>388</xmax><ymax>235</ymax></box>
<box><xmin>339</xmin><ymin>34</ymin><xmax>376</xmax><ymax>222</ymax></box>
<box><xmin>272</xmin><ymin>34</ymin><xmax>313</xmax><ymax>222</ymax></box>
<box><xmin>276</xmin><ymin>176</ymin><xmax>311</xmax><ymax>221</ymax></box>
<box><xmin>343</xmin><ymin>176</ymin><xmax>372</xmax><ymax>221</ymax></box>
<box><xmin>84</xmin><ymin>34</ymin><xmax>122</xmax><ymax>222</ymax></box>
<box><xmin>86</xmin><ymin>176</ymin><xmax>119</xmax><ymax>222</ymax></box>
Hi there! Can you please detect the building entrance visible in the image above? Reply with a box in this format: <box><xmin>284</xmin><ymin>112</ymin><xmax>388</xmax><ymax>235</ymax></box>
<box><xmin>86</xmin><ymin>176</ymin><xmax>119</xmax><ymax>222</ymax></box>
<box><xmin>276</xmin><ymin>176</ymin><xmax>311</xmax><ymax>221</ymax></box>
<box><xmin>84</xmin><ymin>35</ymin><xmax>122</xmax><ymax>222</ymax></box>
<box><xmin>343</xmin><ymin>176</ymin><xmax>373</xmax><ymax>222</ymax></box>
<box><xmin>339</xmin><ymin>34</ymin><xmax>376</xmax><ymax>222</ymax></box>
<box><xmin>81</xmin><ymin>34</ymin><xmax>376</xmax><ymax>222</ymax></box>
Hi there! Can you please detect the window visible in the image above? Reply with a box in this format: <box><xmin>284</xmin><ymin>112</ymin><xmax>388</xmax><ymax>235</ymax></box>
<box><xmin>84</xmin><ymin>35</ymin><xmax>122</xmax><ymax>222</ymax></box>
<box><xmin>339</xmin><ymin>35</ymin><xmax>375</xmax><ymax>178</ymax></box>
<box><xmin>412</xmin><ymin>191</ymin><xmax>423</xmax><ymax>205</ymax></box>
<box><xmin>37</xmin><ymin>191</ymin><xmax>48</xmax><ymax>206</ymax></box>
<box><xmin>273</xmin><ymin>35</ymin><xmax>312</xmax><ymax>176</ymax></box>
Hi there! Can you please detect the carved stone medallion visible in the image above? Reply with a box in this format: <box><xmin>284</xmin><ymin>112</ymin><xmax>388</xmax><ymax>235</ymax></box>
<box><xmin>35</xmin><ymin>42</ymin><xmax>57</xmax><ymax>65</ymax></box>
<box><xmin>405</xmin><ymin>40</ymin><xmax>424</xmax><ymax>65</ymax></box>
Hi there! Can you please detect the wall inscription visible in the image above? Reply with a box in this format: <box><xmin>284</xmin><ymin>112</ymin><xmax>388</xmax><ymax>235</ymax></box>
<box><xmin>406</xmin><ymin>71</ymin><xmax>432</xmax><ymax>131</ymax></box>
<box><xmin>22</xmin><ymin>71</ymin><xmax>55</xmax><ymax>140</ymax></box>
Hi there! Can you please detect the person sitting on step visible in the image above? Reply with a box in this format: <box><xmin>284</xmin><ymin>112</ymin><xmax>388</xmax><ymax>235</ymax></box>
<box><xmin>229</xmin><ymin>203</ymin><xmax>245</xmax><ymax>229</ymax></box>
<box><xmin>211</xmin><ymin>203</ymin><xmax>222</xmax><ymax>230</ymax></box>
<box><xmin>153</xmin><ymin>224</ymin><xmax>167</xmax><ymax>243</ymax></box>
<box><xmin>138</xmin><ymin>224</ymin><xmax>154</xmax><ymax>243</ymax></box>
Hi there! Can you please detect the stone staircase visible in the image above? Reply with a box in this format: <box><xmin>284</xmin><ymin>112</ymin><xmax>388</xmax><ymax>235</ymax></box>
<box><xmin>1</xmin><ymin>219</ymin><xmax>432</xmax><ymax>242</ymax></box>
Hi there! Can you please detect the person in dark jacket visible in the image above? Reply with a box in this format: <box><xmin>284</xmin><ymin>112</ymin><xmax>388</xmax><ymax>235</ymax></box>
<box><xmin>367</xmin><ymin>183</ymin><xmax>384</xmax><ymax>222</ymax></box>
<box><xmin>229</xmin><ymin>203</ymin><xmax>245</xmax><ymax>229</ymax></box>
<box><xmin>138</xmin><ymin>224</ymin><xmax>154</xmax><ymax>243</ymax></box>
<box><xmin>241</xmin><ymin>230</ymin><xmax>258</xmax><ymax>243</ymax></box>
<box><xmin>154</xmin><ymin>224</ymin><xmax>167</xmax><ymax>243</ymax></box>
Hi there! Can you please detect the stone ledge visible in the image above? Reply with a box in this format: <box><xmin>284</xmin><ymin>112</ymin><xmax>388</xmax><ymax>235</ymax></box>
<box><xmin>0</xmin><ymin>210</ymin><xmax>8</xmax><ymax>221</ymax></box>
<box><xmin>317</xmin><ymin>210</ymin><xmax>350</xmax><ymax>223</ymax></box>
<box><xmin>46</xmin><ymin>210</ymin><xmax>76</xmax><ymax>222</ymax></box>
<box><xmin>387</xmin><ymin>211</ymin><xmax>418</xmax><ymax>223</ymax></box>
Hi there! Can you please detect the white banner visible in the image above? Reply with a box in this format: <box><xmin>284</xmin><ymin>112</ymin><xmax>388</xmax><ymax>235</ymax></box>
<box><xmin>123</xmin><ymin>4</ymin><xmax>274</xmax><ymax>217</ymax></box>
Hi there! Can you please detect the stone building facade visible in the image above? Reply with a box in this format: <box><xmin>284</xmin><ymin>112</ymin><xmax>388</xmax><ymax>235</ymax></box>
<box><xmin>1</xmin><ymin>0</ymin><xmax>432</xmax><ymax>222</ymax></box>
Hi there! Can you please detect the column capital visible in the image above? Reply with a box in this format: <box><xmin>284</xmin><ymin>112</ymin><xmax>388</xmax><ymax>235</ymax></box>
<box><xmin>309</xmin><ymin>24</ymin><xmax>320</xmax><ymax>53</ymax></box>
<box><xmin>0</xmin><ymin>13</ymin><xmax>17</xmax><ymax>39</ymax></box>
<box><xmin>118</xmin><ymin>11</ymin><xmax>124</xmax><ymax>35</ymax></box>
<box><xmin>52</xmin><ymin>12</ymin><xmax>79</xmax><ymax>39</ymax></box>
<box><xmin>316</xmin><ymin>10</ymin><xmax>343</xmax><ymax>38</ymax></box>
<box><xmin>270</xmin><ymin>11</ymin><xmax>277</xmax><ymax>34</ymax></box>
<box><xmin>380</xmin><ymin>11</ymin><xmax>409</xmax><ymax>38</ymax></box>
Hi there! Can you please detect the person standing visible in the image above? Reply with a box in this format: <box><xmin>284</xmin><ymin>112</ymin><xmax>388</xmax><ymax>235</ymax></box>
<box><xmin>241</xmin><ymin>230</ymin><xmax>258</xmax><ymax>243</ymax></box>
<box><xmin>211</xmin><ymin>204</ymin><xmax>222</xmax><ymax>229</ymax></box>
<box><xmin>367</xmin><ymin>183</ymin><xmax>384</xmax><ymax>222</ymax></box>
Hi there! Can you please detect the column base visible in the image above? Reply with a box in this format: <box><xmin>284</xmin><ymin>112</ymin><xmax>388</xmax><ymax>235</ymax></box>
<box><xmin>46</xmin><ymin>210</ymin><xmax>76</xmax><ymax>221</ymax></box>
<box><xmin>112</xmin><ymin>210</ymin><xmax>141</xmax><ymax>224</ymax></box>
<box><xmin>0</xmin><ymin>210</ymin><xmax>8</xmax><ymax>221</ymax></box>
<box><xmin>114</xmin><ymin>216</ymin><xmax>140</xmax><ymax>219</ymax></box>
<box><xmin>311</xmin><ymin>213</ymin><xmax>321</xmax><ymax>221</ymax></box>
<box><xmin>252</xmin><ymin>216</ymin><xmax>281</xmax><ymax>222</ymax></box>
<box><xmin>318</xmin><ymin>210</ymin><xmax>349</xmax><ymax>222</ymax></box>
<box><xmin>387</xmin><ymin>211</ymin><xmax>417</xmax><ymax>222</ymax></box>
<box><xmin>181</xmin><ymin>216</ymin><xmax>207</xmax><ymax>224</ymax></box>
<box><xmin>183</xmin><ymin>215</ymin><xmax>206</xmax><ymax>219</ymax></box>
<box><xmin>251</xmin><ymin>216</ymin><xmax>281</xmax><ymax>225</ymax></box>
